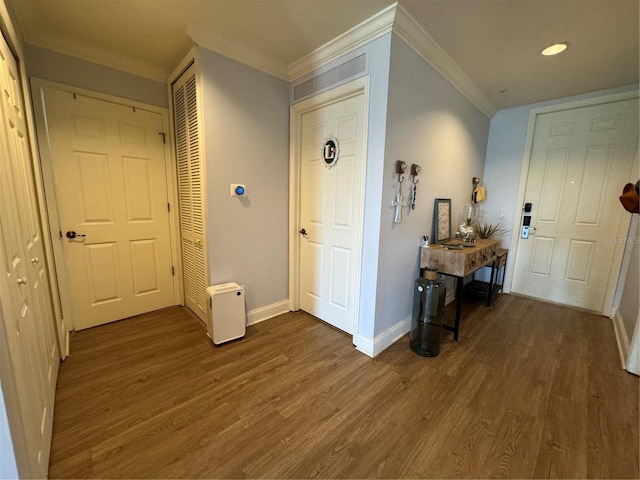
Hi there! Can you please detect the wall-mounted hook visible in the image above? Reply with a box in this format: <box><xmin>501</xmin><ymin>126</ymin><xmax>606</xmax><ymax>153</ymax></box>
<box><xmin>395</xmin><ymin>160</ymin><xmax>407</xmax><ymax>183</ymax></box>
<box><xmin>411</xmin><ymin>164</ymin><xmax>421</xmax><ymax>184</ymax></box>
<box><xmin>410</xmin><ymin>164</ymin><xmax>421</xmax><ymax>210</ymax></box>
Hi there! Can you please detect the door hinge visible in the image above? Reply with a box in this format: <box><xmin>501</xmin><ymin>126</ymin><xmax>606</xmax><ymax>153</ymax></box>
<box><xmin>171</xmin><ymin>266</ymin><xmax>175</xmax><ymax>276</ymax></box>
<box><xmin>159</xmin><ymin>132</ymin><xmax>166</xmax><ymax>144</ymax></box>
<box><xmin>167</xmin><ymin>202</ymin><xmax>171</xmax><ymax>213</ymax></box>
<box><xmin>59</xmin><ymin>230</ymin><xmax>62</xmax><ymax>239</ymax></box>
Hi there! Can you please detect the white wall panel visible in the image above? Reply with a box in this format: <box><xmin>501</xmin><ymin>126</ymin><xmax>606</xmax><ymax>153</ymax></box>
<box><xmin>84</xmin><ymin>243</ymin><xmax>120</xmax><ymax>304</ymax></box>
<box><xmin>333</xmin><ymin>155</ymin><xmax>354</xmax><ymax>228</ymax></box>
<box><xmin>123</xmin><ymin>157</ymin><xmax>153</xmax><ymax>222</ymax></box>
<box><xmin>530</xmin><ymin>237</ymin><xmax>555</xmax><ymax>276</ymax></box>
<box><xmin>575</xmin><ymin>145</ymin><xmax>612</xmax><ymax>226</ymax></box>
<box><xmin>565</xmin><ymin>240</ymin><xmax>595</xmax><ymax>283</ymax></box>
<box><xmin>539</xmin><ymin>149</ymin><xmax>568</xmax><ymax>223</ymax></box>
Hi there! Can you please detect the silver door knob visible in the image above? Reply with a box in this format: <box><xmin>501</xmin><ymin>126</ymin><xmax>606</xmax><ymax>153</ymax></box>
<box><xmin>31</xmin><ymin>257</ymin><xmax>39</xmax><ymax>263</ymax></box>
<box><xmin>16</xmin><ymin>277</ymin><xmax>27</xmax><ymax>285</ymax></box>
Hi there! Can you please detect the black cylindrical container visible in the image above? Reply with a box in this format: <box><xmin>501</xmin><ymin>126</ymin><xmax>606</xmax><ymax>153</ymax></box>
<box><xmin>410</xmin><ymin>268</ymin><xmax>446</xmax><ymax>357</ymax></box>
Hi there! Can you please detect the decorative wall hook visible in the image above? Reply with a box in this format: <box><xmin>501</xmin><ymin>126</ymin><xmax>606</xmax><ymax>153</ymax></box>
<box><xmin>395</xmin><ymin>160</ymin><xmax>407</xmax><ymax>183</ymax></box>
<box><xmin>410</xmin><ymin>164</ymin><xmax>421</xmax><ymax>210</ymax></box>
<box><xmin>392</xmin><ymin>161</ymin><xmax>409</xmax><ymax>222</ymax></box>
<box><xmin>411</xmin><ymin>164</ymin><xmax>421</xmax><ymax>182</ymax></box>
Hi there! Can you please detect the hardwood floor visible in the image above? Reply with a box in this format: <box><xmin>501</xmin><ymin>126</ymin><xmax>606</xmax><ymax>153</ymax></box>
<box><xmin>48</xmin><ymin>295</ymin><xmax>639</xmax><ymax>479</ymax></box>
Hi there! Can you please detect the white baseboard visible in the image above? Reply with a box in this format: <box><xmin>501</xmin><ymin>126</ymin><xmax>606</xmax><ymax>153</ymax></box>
<box><xmin>247</xmin><ymin>300</ymin><xmax>290</xmax><ymax>326</ymax></box>
<box><xmin>626</xmin><ymin>316</ymin><xmax>640</xmax><ymax>376</ymax></box>
<box><xmin>354</xmin><ymin>316</ymin><xmax>411</xmax><ymax>358</ymax></box>
<box><xmin>354</xmin><ymin>334</ymin><xmax>375</xmax><ymax>357</ymax></box>
<box><xmin>62</xmin><ymin>318</ymin><xmax>69</xmax><ymax>359</ymax></box>
<box><xmin>611</xmin><ymin>310</ymin><xmax>630</xmax><ymax>369</ymax></box>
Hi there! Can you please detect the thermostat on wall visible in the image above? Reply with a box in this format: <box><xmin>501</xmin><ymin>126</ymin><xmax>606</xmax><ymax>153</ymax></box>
<box><xmin>231</xmin><ymin>184</ymin><xmax>247</xmax><ymax>197</ymax></box>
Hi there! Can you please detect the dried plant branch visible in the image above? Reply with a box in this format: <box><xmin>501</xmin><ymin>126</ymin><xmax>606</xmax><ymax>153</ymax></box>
<box><xmin>473</xmin><ymin>222</ymin><xmax>508</xmax><ymax>239</ymax></box>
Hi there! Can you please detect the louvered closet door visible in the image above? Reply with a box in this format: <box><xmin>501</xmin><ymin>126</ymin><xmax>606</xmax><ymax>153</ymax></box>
<box><xmin>173</xmin><ymin>64</ymin><xmax>207</xmax><ymax>321</ymax></box>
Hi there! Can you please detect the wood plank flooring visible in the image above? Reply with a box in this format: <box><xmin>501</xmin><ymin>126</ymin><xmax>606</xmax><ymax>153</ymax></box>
<box><xmin>48</xmin><ymin>295</ymin><xmax>639</xmax><ymax>478</ymax></box>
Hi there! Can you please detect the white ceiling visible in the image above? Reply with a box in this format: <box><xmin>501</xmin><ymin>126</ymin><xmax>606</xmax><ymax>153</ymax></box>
<box><xmin>7</xmin><ymin>0</ymin><xmax>639</xmax><ymax>112</ymax></box>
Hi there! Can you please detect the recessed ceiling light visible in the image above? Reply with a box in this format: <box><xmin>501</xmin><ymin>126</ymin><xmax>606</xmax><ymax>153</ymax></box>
<box><xmin>541</xmin><ymin>42</ymin><xmax>569</xmax><ymax>56</ymax></box>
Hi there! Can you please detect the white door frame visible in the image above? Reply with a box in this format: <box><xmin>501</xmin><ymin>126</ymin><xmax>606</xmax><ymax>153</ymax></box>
<box><xmin>31</xmin><ymin>78</ymin><xmax>183</xmax><ymax>335</ymax></box>
<box><xmin>289</xmin><ymin>76</ymin><xmax>370</xmax><ymax>340</ymax></box>
<box><xmin>506</xmin><ymin>89</ymin><xmax>640</xmax><ymax>316</ymax></box>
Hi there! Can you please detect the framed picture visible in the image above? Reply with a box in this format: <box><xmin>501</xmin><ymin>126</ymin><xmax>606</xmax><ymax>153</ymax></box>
<box><xmin>433</xmin><ymin>198</ymin><xmax>452</xmax><ymax>243</ymax></box>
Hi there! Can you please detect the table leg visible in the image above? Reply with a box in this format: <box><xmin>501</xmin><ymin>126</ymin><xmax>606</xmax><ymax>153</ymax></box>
<box><xmin>454</xmin><ymin>276</ymin><xmax>463</xmax><ymax>342</ymax></box>
<box><xmin>487</xmin><ymin>259</ymin><xmax>497</xmax><ymax>307</ymax></box>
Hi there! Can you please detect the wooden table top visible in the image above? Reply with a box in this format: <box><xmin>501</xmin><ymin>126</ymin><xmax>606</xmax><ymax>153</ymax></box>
<box><xmin>420</xmin><ymin>238</ymin><xmax>500</xmax><ymax>277</ymax></box>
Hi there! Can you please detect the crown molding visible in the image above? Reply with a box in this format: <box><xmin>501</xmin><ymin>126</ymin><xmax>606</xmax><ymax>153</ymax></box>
<box><xmin>13</xmin><ymin>0</ymin><xmax>496</xmax><ymax>116</ymax></box>
<box><xmin>287</xmin><ymin>2</ymin><xmax>397</xmax><ymax>81</ymax></box>
<box><xmin>392</xmin><ymin>4</ymin><xmax>497</xmax><ymax>117</ymax></box>
<box><xmin>186</xmin><ymin>24</ymin><xmax>288</xmax><ymax>81</ymax></box>
<box><xmin>286</xmin><ymin>2</ymin><xmax>496</xmax><ymax>117</ymax></box>
<box><xmin>2</xmin><ymin>0</ymin><xmax>30</xmax><ymax>56</ymax></box>
<box><xmin>25</xmin><ymin>30</ymin><xmax>169</xmax><ymax>82</ymax></box>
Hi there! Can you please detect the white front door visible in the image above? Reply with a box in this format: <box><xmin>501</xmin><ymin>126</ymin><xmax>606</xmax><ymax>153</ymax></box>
<box><xmin>43</xmin><ymin>88</ymin><xmax>176</xmax><ymax>330</ymax></box>
<box><xmin>298</xmin><ymin>89</ymin><xmax>366</xmax><ymax>335</ymax></box>
<box><xmin>512</xmin><ymin>98</ymin><xmax>639</xmax><ymax>312</ymax></box>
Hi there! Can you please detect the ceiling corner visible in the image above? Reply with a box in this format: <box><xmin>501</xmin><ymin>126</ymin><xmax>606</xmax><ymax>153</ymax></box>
<box><xmin>186</xmin><ymin>24</ymin><xmax>289</xmax><ymax>81</ymax></box>
<box><xmin>287</xmin><ymin>2</ymin><xmax>398</xmax><ymax>81</ymax></box>
<box><xmin>3</xmin><ymin>0</ymin><xmax>33</xmax><ymax>51</ymax></box>
<box><xmin>26</xmin><ymin>29</ymin><xmax>169</xmax><ymax>82</ymax></box>
<box><xmin>393</xmin><ymin>3</ymin><xmax>497</xmax><ymax>118</ymax></box>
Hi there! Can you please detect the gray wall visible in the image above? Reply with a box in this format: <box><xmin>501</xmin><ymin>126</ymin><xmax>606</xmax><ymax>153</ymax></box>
<box><xmin>357</xmin><ymin>34</ymin><xmax>392</xmax><ymax>341</ymax></box>
<box><xmin>373</xmin><ymin>34</ymin><xmax>490</xmax><ymax>337</ymax></box>
<box><xmin>198</xmin><ymin>47</ymin><xmax>290</xmax><ymax>313</ymax></box>
<box><xmin>23</xmin><ymin>44</ymin><xmax>168</xmax><ymax>108</ymax></box>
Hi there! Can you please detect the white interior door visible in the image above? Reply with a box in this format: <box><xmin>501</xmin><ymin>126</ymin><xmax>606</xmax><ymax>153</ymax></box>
<box><xmin>298</xmin><ymin>91</ymin><xmax>366</xmax><ymax>335</ymax></box>
<box><xmin>43</xmin><ymin>88</ymin><xmax>176</xmax><ymax>330</ymax></box>
<box><xmin>0</xmin><ymin>33</ymin><xmax>57</xmax><ymax>478</ymax></box>
<box><xmin>512</xmin><ymin>98</ymin><xmax>639</xmax><ymax>312</ymax></box>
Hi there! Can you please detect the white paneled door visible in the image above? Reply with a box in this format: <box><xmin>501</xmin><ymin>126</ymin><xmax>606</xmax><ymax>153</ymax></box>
<box><xmin>512</xmin><ymin>98</ymin><xmax>639</xmax><ymax>312</ymax></box>
<box><xmin>298</xmin><ymin>90</ymin><xmax>365</xmax><ymax>335</ymax></box>
<box><xmin>0</xmin><ymin>32</ymin><xmax>58</xmax><ymax>477</ymax></box>
<box><xmin>44</xmin><ymin>88</ymin><xmax>176</xmax><ymax>329</ymax></box>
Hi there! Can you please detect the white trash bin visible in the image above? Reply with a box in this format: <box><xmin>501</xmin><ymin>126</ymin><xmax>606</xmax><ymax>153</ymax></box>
<box><xmin>205</xmin><ymin>283</ymin><xmax>246</xmax><ymax>345</ymax></box>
